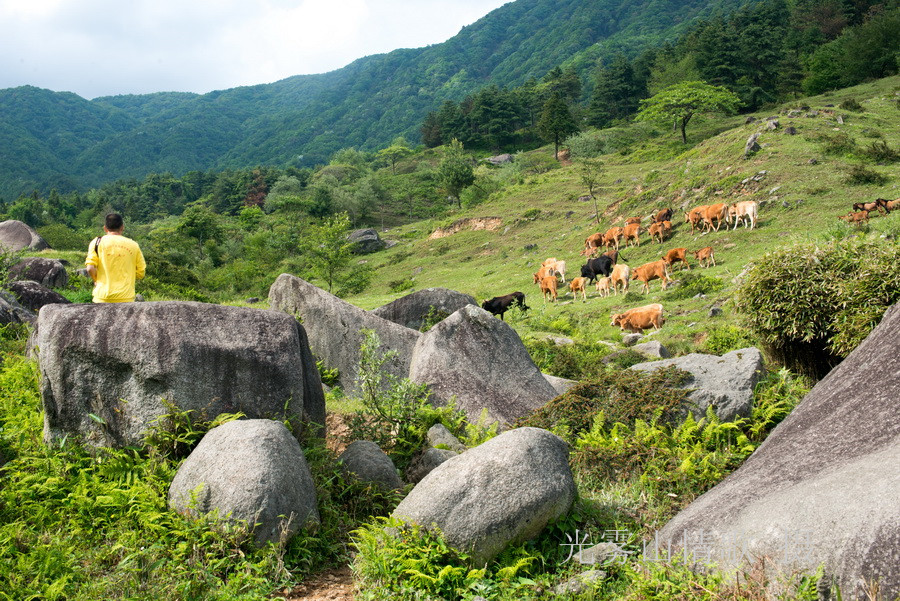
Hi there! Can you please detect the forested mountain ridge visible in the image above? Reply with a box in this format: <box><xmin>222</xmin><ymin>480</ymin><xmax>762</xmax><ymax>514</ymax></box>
<box><xmin>0</xmin><ymin>0</ymin><xmax>754</xmax><ymax>201</ymax></box>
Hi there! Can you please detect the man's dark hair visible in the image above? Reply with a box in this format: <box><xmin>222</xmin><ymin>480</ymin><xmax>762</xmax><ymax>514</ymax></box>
<box><xmin>105</xmin><ymin>213</ymin><xmax>124</xmax><ymax>231</ymax></box>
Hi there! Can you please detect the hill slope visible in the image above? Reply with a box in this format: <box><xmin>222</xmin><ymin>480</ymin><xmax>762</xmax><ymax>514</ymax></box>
<box><xmin>0</xmin><ymin>0</ymin><xmax>753</xmax><ymax>200</ymax></box>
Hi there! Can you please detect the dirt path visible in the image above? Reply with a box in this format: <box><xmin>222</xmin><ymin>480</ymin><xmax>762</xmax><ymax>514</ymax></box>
<box><xmin>275</xmin><ymin>566</ymin><xmax>356</xmax><ymax>601</ymax></box>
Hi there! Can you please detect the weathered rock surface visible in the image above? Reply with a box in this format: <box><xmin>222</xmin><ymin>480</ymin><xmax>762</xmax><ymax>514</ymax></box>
<box><xmin>8</xmin><ymin>280</ymin><xmax>70</xmax><ymax>312</ymax></box>
<box><xmin>409</xmin><ymin>305</ymin><xmax>558</xmax><ymax>425</ymax></box>
<box><xmin>405</xmin><ymin>447</ymin><xmax>457</xmax><ymax>484</ymax></box>
<box><xmin>169</xmin><ymin>419</ymin><xmax>318</xmax><ymax>545</ymax></box>
<box><xmin>426</xmin><ymin>423</ymin><xmax>466</xmax><ymax>453</ymax></box>
<box><xmin>632</xmin><ymin>340</ymin><xmax>670</xmax><ymax>358</ymax></box>
<box><xmin>36</xmin><ymin>302</ymin><xmax>324</xmax><ymax>447</ymax></box>
<box><xmin>268</xmin><ymin>274</ymin><xmax>421</xmax><ymax>395</ymax></box>
<box><xmin>658</xmin><ymin>304</ymin><xmax>900</xmax><ymax>599</ymax></box>
<box><xmin>372</xmin><ymin>287</ymin><xmax>477</xmax><ymax>331</ymax></box>
<box><xmin>348</xmin><ymin>228</ymin><xmax>386</xmax><ymax>254</ymax></box>
<box><xmin>0</xmin><ymin>291</ymin><xmax>36</xmax><ymax>325</ymax></box>
<box><xmin>544</xmin><ymin>373</ymin><xmax>578</xmax><ymax>396</ymax></box>
<box><xmin>392</xmin><ymin>427</ymin><xmax>575</xmax><ymax>564</ymax></box>
<box><xmin>338</xmin><ymin>440</ymin><xmax>403</xmax><ymax>490</ymax></box>
<box><xmin>630</xmin><ymin>348</ymin><xmax>765</xmax><ymax>421</ymax></box>
<box><xmin>9</xmin><ymin>257</ymin><xmax>69</xmax><ymax>288</ymax></box>
<box><xmin>0</xmin><ymin>220</ymin><xmax>50</xmax><ymax>251</ymax></box>
<box><xmin>744</xmin><ymin>133</ymin><xmax>761</xmax><ymax>158</ymax></box>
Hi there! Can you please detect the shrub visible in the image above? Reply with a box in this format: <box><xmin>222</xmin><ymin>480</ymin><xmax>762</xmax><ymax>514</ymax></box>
<box><xmin>861</xmin><ymin>140</ymin><xmax>899</xmax><ymax>164</ymax></box>
<box><xmin>35</xmin><ymin>223</ymin><xmax>86</xmax><ymax>251</ymax></box>
<box><xmin>663</xmin><ymin>272</ymin><xmax>725</xmax><ymax>301</ymax></box>
<box><xmin>523</xmin><ymin>338</ymin><xmax>614</xmax><ymax>380</ymax></box>
<box><xmin>387</xmin><ymin>278</ymin><xmax>414</xmax><ymax>293</ymax></box>
<box><xmin>844</xmin><ymin>164</ymin><xmax>889</xmax><ymax>185</ymax></box>
<box><xmin>839</xmin><ymin>97</ymin><xmax>864</xmax><ymax>111</ymax></box>
<box><xmin>735</xmin><ymin>239</ymin><xmax>900</xmax><ymax>378</ymax></box>
<box><xmin>702</xmin><ymin>325</ymin><xmax>756</xmax><ymax>355</ymax></box>
<box><xmin>819</xmin><ymin>132</ymin><xmax>856</xmax><ymax>155</ymax></box>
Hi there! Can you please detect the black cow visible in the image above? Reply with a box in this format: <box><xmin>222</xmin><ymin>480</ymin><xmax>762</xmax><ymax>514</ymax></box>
<box><xmin>481</xmin><ymin>292</ymin><xmax>529</xmax><ymax>320</ymax></box>
<box><xmin>580</xmin><ymin>256</ymin><xmax>614</xmax><ymax>283</ymax></box>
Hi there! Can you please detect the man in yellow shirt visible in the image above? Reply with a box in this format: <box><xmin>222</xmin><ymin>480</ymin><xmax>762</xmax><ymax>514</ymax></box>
<box><xmin>85</xmin><ymin>213</ymin><xmax>146</xmax><ymax>303</ymax></box>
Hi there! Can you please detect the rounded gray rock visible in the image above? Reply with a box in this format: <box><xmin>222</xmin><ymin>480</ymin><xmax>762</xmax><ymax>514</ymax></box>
<box><xmin>169</xmin><ymin>419</ymin><xmax>319</xmax><ymax>546</ymax></box>
<box><xmin>9</xmin><ymin>257</ymin><xmax>69</xmax><ymax>289</ymax></box>
<box><xmin>338</xmin><ymin>440</ymin><xmax>403</xmax><ymax>490</ymax></box>
<box><xmin>392</xmin><ymin>427</ymin><xmax>575</xmax><ymax>564</ymax></box>
<box><xmin>0</xmin><ymin>220</ymin><xmax>49</xmax><ymax>251</ymax></box>
<box><xmin>405</xmin><ymin>446</ymin><xmax>458</xmax><ymax>484</ymax></box>
<box><xmin>372</xmin><ymin>287</ymin><xmax>477</xmax><ymax>331</ymax></box>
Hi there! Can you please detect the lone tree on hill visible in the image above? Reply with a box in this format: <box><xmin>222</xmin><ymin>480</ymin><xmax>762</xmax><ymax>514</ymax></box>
<box><xmin>438</xmin><ymin>139</ymin><xmax>475</xmax><ymax>209</ymax></box>
<box><xmin>537</xmin><ymin>92</ymin><xmax>579</xmax><ymax>160</ymax></box>
<box><xmin>636</xmin><ymin>80</ymin><xmax>741</xmax><ymax>143</ymax></box>
<box><xmin>303</xmin><ymin>212</ymin><xmax>354</xmax><ymax>294</ymax></box>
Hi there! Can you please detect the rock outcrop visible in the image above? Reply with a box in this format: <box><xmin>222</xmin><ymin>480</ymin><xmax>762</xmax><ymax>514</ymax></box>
<box><xmin>8</xmin><ymin>281</ymin><xmax>71</xmax><ymax>312</ymax></box>
<box><xmin>9</xmin><ymin>257</ymin><xmax>69</xmax><ymax>288</ymax></box>
<box><xmin>0</xmin><ymin>291</ymin><xmax>36</xmax><ymax>325</ymax></box>
<box><xmin>657</xmin><ymin>305</ymin><xmax>900</xmax><ymax>599</ymax></box>
<box><xmin>36</xmin><ymin>302</ymin><xmax>324</xmax><ymax>447</ymax></box>
<box><xmin>169</xmin><ymin>419</ymin><xmax>318</xmax><ymax>546</ymax></box>
<box><xmin>0</xmin><ymin>220</ymin><xmax>49</xmax><ymax>251</ymax></box>
<box><xmin>372</xmin><ymin>287</ymin><xmax>477</xmax><ymax>331</ymax></box>
<box><xmin>338</xmin><ymin>440</ymin><xmax>403</xmax><ymax>490</ymax></box>
<box><xmin>409</xmin><ymin>305</ymin><xmax>558</xmax><ymax>425</ymax></box>
<box><xmin>630</xmin><ymin>348</ymin><xmax>765</xmax><ymax>421</ymax></box>
<box><xmin>268</xmin><ymin>274</ymin><xmax>421</xmax><ymax>394</ymax></box>
<box><xmin>392</xmin><ymin>427</ymin><xmax>575</xmax><ymax>564</ymax></box>
<box><xmin>348</xmin><ymin>228</ymin><xmax>386</xmax><ymax>254</ymax></box>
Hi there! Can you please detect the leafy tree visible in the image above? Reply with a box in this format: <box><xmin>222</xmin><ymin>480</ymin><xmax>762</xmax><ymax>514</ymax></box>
<box><xmin>302</xmin><ymin>212</ymin><xmax>354</xmax><ymax>294</ymax></box>
<box><xmin>177</xmin><ymin>203</ymin><xmax>223</xmax><ymax>257</ymax></box>
<box><xmin>420</xmin><ymin>111</ymin><xmax>443</xmax><ymax>148</ymax></box>
<box><xmin>437</xmin><ymin>139</ymin><xmax>475</xmax><ymax>209</ymax></box>
<box><xmin>376</xmin><ymin>138</ymin><xmax>414</xmax><ymax>174</ymax></box>
<box><xmin>636</xmin><ymin>81</ymin><xmax>741</xmax><ymax>144</ymax></box>
<box><xmin>588</xmin><ymin>54</ymin><xmax>642</xmax><ymax>128</ymax></box>
<box><xmin>577</xmin><ymin>158</ymin><xmax>604</xmax><ymax>225</ymax></box>
<box><xmin>537</xmin><ymin>93</ymin><xmax>579</xmax><ymax>160</ymax></box>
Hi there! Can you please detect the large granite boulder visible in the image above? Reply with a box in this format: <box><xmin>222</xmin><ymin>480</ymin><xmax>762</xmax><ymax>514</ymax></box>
<box><xmin>337</xmin><ymin>440</ymin><xmax>403</xmax><ymax>490</ymax></box>
<box><xmin>348</xmin><ymin>228</ymin><xmax>386</xmax><ymax>254</ymax></box>
<box><xmin>409</xmin><ymin>305</ymin><xmax>558</xmax><ymax>426</ymax></box>
<box><xmin>0</xmin><ymin>220</ymin><xmax>49</xmax><ymax>251</ymax></box>
<box><xmin>630</xmin><ymin>348</ymin><xmax>765</xmax><ymax>421</ymax></box>
<box><xmin>36</xmin><ymin>302</ymin><xmax>325</xmax><ymax>448</ymax></box>
<box><xmin>8</xmin><ymin>281</ymin><xmax>71</xmax><ymax>312</ymax></box>
<box><xmin>169</xmin><ymin>419</ymin><xmax>318</xmax><ymax>546</ymax></box>
<box><xmin>392</xmin><ymin>427</ymin><xmax>575</xmax><ymax>564</ymax></box>
<box><xmin>372</xmin><ymin>287</ymin><xmax>477</xmax><ymax>331</ymax></box>
<box><xmin>268</xmin><ymin>274</ymin><xmax>421</xmax><ymax>394</ymax></box>
<box><xmin>657</xmin><ymin>304</ymin><xmax>900</xmax><ymax>599</ymax></box>
<box><xmin>9</xmin><ymin>257</ymin><xmax>69</xmax><ymax>288</ymax></box>
<box><xmin>0</xmin><ymin>291</ymin><xmax>36</xmax><ymax>325</ymax></box>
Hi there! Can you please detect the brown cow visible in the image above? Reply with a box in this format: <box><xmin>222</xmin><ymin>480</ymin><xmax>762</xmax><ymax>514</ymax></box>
<box><xmin>703</xmin><ymin>203</ymin><xmax>729</xmax><ymax>232</ymax></box>
<box><xmin>533</xmin><ymin>265</ymin><xmax>555</xmax><ymax>283</ymax></box>
<box><xmin>623</xmin><ymin>223</ymin><xmax>641</xmax><ymax>247</ymax></box>
<box><xmin>693</xmin><ymin>246</ymin><xmax>716</xmax><ymax>268</ymax></box>
<box><xmin>610</xmin><ymin>263</ymin><xmax>630</xmax><ymax>295</ymax></box>
<box><xmin>624</xmin><ymin>216</ymin><xmax>642</xmax><ymax>226</ymax></box>
<box><xmin>611</xmin><ymin>303</ymin><xmax>665</xmax><ymax>333</ymax></box>
<box><xmin>604</xmin><ymin>227</ymin><xmax>624</xmax><ymax>250</ymax></box>
<box><xmin>631</xmin><ymin>260</ymin><xmax>670</xmax><ymax>294</ymax></box>
<box><xmin>662</xmin><ymin>247</ymin><xmax>690</xmax><ymax>271</ymax></box>
<box><xmin>540</xmin><ymin>276</ymin><xmax>558</xmax><ymax>302</ymax></box>
<box><xmin>649</xmin><ymin>222</ymin><xmax>666</xmax><ymax>243</ymax></box>
<box><xmin>853</xmin><ymin>199</ymin><xmax>889</xmax><ymax>215</ymax></box>
<box><xmin>686</xmin><ymin>205</ymin><xmax>708</xmax><ymax>235</ymax></box>
<box><xmin>881</xmin><ymin>198</ymin><xmax>900</xmax><ymax>211</ymax></box>
<box><xmin>569</xmin><ymin>277</ymin><xmax>588</xmax><ymax>302</ymax></box>
<box><xmin>582</xmin><ymin>232</ymin><xmax>604</xmax><ymax>256</ymax></box>
<box><xmin>654</xmin><ymin>208</ymin><xmax>673</xmax><ymax>223</ymax></box>
<box><xmin>839</xmin><ymin>211</ymin><xmax>870</xmax><ymax>226</ymax></box>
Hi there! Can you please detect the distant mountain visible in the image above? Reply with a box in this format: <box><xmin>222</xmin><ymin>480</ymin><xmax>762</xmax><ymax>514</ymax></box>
<box><xmin>0</xmin><ymin>0</ymin><xmax>752</xmax><ymax>201</ymax></box>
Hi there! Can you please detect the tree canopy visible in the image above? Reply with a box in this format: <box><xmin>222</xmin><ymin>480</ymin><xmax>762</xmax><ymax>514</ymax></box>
<box><xmin>636</xmin><ymin>80</ymin><xmax>741</xmax><ymax>143</ymax></box>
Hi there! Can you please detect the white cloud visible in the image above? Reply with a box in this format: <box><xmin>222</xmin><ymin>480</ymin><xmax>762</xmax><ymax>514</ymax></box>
<box><xmin>0</xmin><ymin>0</ymin><xmax>510</xmax><ymax>98</ymax></box>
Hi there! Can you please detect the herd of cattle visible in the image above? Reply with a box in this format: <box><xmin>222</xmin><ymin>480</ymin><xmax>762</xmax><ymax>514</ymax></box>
<box><xmin>480</xmin><ymin>195</ymin><xmax>897</xmax><ymax>334</ymax></box>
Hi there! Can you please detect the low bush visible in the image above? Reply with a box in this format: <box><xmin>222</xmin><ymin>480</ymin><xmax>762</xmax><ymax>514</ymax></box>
<box><xmin>861</xmin><ymin>140</ymin><xmax>899</xmax><ymax>164</ymax></box>
<box><xmin>523</xmin><ymin>338</ymin><xmax>614</xmax><ymax>380</ymax></box>
<box><xmin>663</xmin><ymin>272</ymin><xmax>726</xmax><ymax>301</ymax></box>
<box><xmin>702</xmin><ymin>324</ymin><xmax>756</xmax><ymax>355</ymax></box>
<box><xmin>844</xmin><ymin>164</ymin><xmax>889</xmax><ymax>185</ymax></box>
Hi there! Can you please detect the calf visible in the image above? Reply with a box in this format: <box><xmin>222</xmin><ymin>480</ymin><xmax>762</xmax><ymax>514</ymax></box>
<box><xmin>624</xmin><ymin>216</ymin><xmax>642</xmax><ymax>226</ymax></box>
<box><xmin>541</xmin><ymin>258</ymin><xmax>567</xmax><ymax>283</ymax></box>
<box><xmin>649</xmin><ymin>221</ymin><xmax>666</xmax><ymax>244</ymax></box>
<box><xmin>540</xmin><ymin>276</ymin><xmax>558</xmax><ymax>302</ymax></box>
<box><xmin>569</xmin><ymin>277</ymin><xmax>588</xmax><ymax>302</ymax></box>
<box><xmin>623</xmin><ymin>223</ymin><xmax>641</xmax><ymax>247</ymax></box>
<box><xmin>853</xmin><ymin>199</ymin><xmax>888</xmax><ymax>215</ymax></box>
<box><xmin>603</xmin><ymin>226</ymin><xmax>624</xmax><ymax>250</ymax></box>
<box><xmin>581</xmin><ymin>256</ymin><xmax>614</xmax><ymax>283</ymax></box>
<box><xmin>703</xmin><ymin>203</ymin><xmax>729</xmax><ymax>232</ymax></box>
<box><xmin>610</xmin><ymin>263</ymin><xmax>630</xmax><ymax>295</ymax></box>
<box><xmin>662</xmin><ymin>247</ymin><xmax>690</xmax><ymax>271</ymax></box>
<box><xmin>481</xmin><ymin>292</ymin><xmax>529</xmax><ymax>320</ymax></box>
<box><xmin>728</xmin><ymin>200</ymin><xmax>758</xmax><ymax>230</ymax></box>
<box><xmin>611</xmin><ymin>303</ymin><xmax>665</xmax><ymax>333</ymax></box>
<box><xmin>595</xmin><ymin>276</ymin><xmax>612</xmax><ymax>297</ymax></box>
<box><xmin>686</xmin><ymin>205</ymin><xmax>708</xmax><ymax>235</ymax></box>
<box><xmin>581</xmin><ymin>232</ymin><xmax>604</xmax><ymax>256</ymax></box>
<box><xmin>654</xmin><ymin>208</ymin><xmax>673</xmax><ymax>223</ymax></box>
<box><xmin>631</xmin><ymin>260</ymin><xmax>670</xmax><ymax>294</ymax></box>
<box><xmin>693</xmin><ymin>246</ymin><xmax>716</xmax><ymax>268</ymax></box>
<box><xmin>839</xmin><ymin>211</ymin><xmax>870</xmax><ymax>226</ymax></box>
<box><xmin>533</xmin><ymin>265</ymin><xmax>555</xmax><ymax>283</ymax></box>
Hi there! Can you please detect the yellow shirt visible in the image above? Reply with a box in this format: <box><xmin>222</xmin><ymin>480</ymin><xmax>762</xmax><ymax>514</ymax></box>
<box><xmin>85</xmin><ymin>234</ymin><xmax>146</xmax><ymax>303</ymax></box>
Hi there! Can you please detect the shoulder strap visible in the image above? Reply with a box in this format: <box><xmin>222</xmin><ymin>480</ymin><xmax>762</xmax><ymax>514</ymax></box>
<box><xmin>92</xmin><ymin>236</ymin><xmax>103</xmax><ymax>255</ymax></box>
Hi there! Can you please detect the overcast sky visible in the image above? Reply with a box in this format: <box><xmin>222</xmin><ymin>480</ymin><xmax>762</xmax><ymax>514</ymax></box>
<box><xmin>0</xmin><ymin>0</ymin><xmax>511</xmax><ymax>100</ymax></box>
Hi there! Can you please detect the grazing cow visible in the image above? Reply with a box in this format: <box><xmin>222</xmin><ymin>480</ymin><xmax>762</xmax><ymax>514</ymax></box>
<box><xmin>648</xmin><ymin>222</ymin><xmax>664</xmax><ymax>244</ymax></box>
<box><xmin>541</xmin><ymin>258</ymin><xmax>567</xmax><ymax>283</ymax></box>
<box><xmin>654</xmin><ymin>208</ymin><xmax>673</xmax><ymax>223</ymax></box>
<box><xmin>623</xmin><ymin>223</ymin><xmax>641</xmax><ymax>247</ymax></box>
<box><xmin>482</xmin><ymin>292</ymin><xmax>529</xmax><ymax>320</ymax></box>
<box><xmin>631</xmin><ymin>260</ymin><xmax>670</xmax><ymax>293</ymax></box>
<box><xmin>853</xmin><ymin>199</ymin><xmax>889</xmax><ymax>215</ymax></box>
<box><xmin>540</xmin><ymin>276</ymin><xmax>558</xmax><ymax>302</ymax></box>
<box><xmin>728</xmin><ymin>200</ymin><xmax>759</xmax><ymax>230</ymax></box>
<box><xmin>624</xmin><ymin>216</ymin><xmax>642</xmax><ymax>226</ymax></box>
<box><xmin>610</xmin><ymin>303</ymin><xmax>665</xmax><ymax>333</ymax></box>
<box><xmin>693</xmin><ymin>246</ymin><xmax>716</xmax><ymax>268</ymax></box>
<box><xmin>603</xmin><ymin>226</ymin><xmax>624</xmax><ymax>250</ymax></box>
<box><xmin>595</xmin><ymin>276</ymin><xmax>612</xmax><ymax>297</ymax></box>
<box><xmin>880</xmin><ymin>198</ymin><xmax>900</xmax><ymax>211</ymax></box>
<box><xmin>533</xmin><ymin>265</ymin><xmax>555</xmax><ymax>283</ymax></box>
<box><xmin>610</xmin><ymin>263</ymin><xmax>630</xmax><ymax>295</ymax></box>
<box><xmin>569</xmin><ymin>277</ymin><xmax>588</xmax><ymax>302</ymax></box>
<box><xmin>582</xmin><ymin>233</ymin><xmax>604</xmax><ymax>256</ymax></box>
<box><xmin>686</xmin><ymin>205</ymin><xmax>709</xmax><ymax>235</ymax></box>
<box><xmin>662</xmin><ymin>247</ymin><xmax>690</xmax><ymax>271</ymax></box>
<box><xmin>703</xmin><ymin>203</ymin><xmax>729</xmax><ymax>232</ymax></box>
<box><xmin>839</xmin><ymin>211</ymin><xmax>870</xmax><ymax>226</ymax></box>
<box><xmin>580</xmin><ymin>256</ymin><xmax>614</xmax><ymax>283</ymax></box>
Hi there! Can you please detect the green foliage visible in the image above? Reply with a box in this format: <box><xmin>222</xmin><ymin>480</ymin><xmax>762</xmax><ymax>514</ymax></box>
<box><xmin>418</xmin><ymin>307</ymin><xmax>451</xmax><ymax>332</ymax></box>
<box><xmin>35</xmin><ymin>223</ymin><xmax>86</xmax><ymax>251</ymax></box>
<box><xmin>0</xmin><ymin>245</ymin><xmax>23</xmax><ymax>289</ymax></box>
<box><xmin>702</xmin><ymin>325</ymin><xmax>756</xmax><ymax>355</ymax></box>
<box><xmin>437</xmin><ymin>140</ymin><xmax>476</xmax><ymax>209</ymax></box>
<box><xmin>142</xmin><ymin>399</ymin><xmax>245</xmax><ymax>460</ymax></box>
<box><xmin>662</xmin><ymin>272</ymin><xmax>726</xmax><ymax>301</ymax></box>
<box><xmin>862</xmin><ymin>140</ymin><xmax>900</xmax><ymax>164</ymax></box>
<box><xmin>844</xmin><ymin>164</ymin><xmax>890</xmax><ymax>185</ymax></box>
<box><xmin>736</xmin><ymin>239</ymin><xmax>900</xmax><ymax>377</ymax></box>
<box><xmin>537</xmin><ymin>92</ymin><xmax>580</xmax><ymax>158</ymax></box>
<box><xmin>523</xmin><ymin>338</ymin><xmax>614</xmax><ymax>381</ymax></box>
<box><xmin>636</xmin><ymin>81</ymin><xmax>741</xmax><ymax>144</ymax></box>
<box><xmin>316</xmin><ymin>360</ymin><xmax>340</xmax><ymax>388</ymax></box>
<box><xmin>388</xmin><ymin>278</ymin><xmax>415</xmax><ymax>293</ymax></box>
<box><xmin>839</xmin><ymin>97</ymin><xmax>864</xmax><ymax>112</ymax></box>
<box><xmin>819</xmin><ymin>132</ymin><xmax>857</xmax><ymax>156</ymax></box>
<box><xmin>302</xmin><ymin>212</ymin><xmax>356</xmax><ymax>294</ymax></box>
